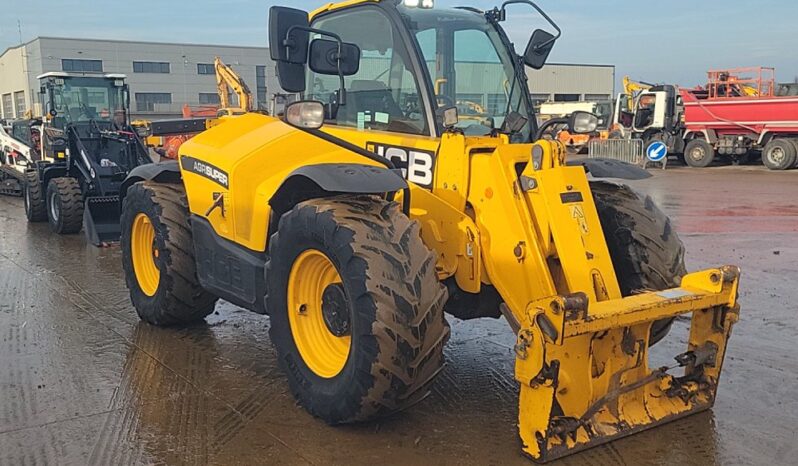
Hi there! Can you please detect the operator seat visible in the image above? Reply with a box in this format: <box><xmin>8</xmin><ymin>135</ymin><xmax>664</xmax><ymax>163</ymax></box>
<box><xmin>336</xmin><ymin>80</ymin><xmax>404</xmax><ymax>128</ymax></box>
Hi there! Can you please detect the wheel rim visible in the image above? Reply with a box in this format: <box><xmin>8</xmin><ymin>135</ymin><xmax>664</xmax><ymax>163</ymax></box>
<box><xmin>287</xmin><ymin>249</ymin><xmax>351</xmax><ymax>379</ymax></box>
<box><xmin>689</xmin><ymin>145</ymin><xmax>706</xmax><ymax>161</ymax></box>
<box><xmin>768</xmin><ymin>147</ymin><xmax>785</xmax><ymax>165</ymax></box>
<box><xmin>24</xmin><ymin>187</ymin><xmax>30</xmax><ymax>213</ymax></box>
<box><xmin>49</xmin><ymin>190</ymin><xmax>59</xmax><ymax>221</ymax></box>
<box><xmin>131</xmin><ymin>213</ymin><xmax>160</xmax><ymax>297</ymax></box>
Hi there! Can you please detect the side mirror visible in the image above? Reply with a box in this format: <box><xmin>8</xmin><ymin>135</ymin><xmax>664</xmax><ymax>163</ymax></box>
<box><xmin>269</xmin><ymin>6</ymin><xmax>310</xmax><ymax>93</ymax></box>
<box><xmin>285</xmin><ymin>101</ymin><xmax>325</xmax><ymax>130</ymax></box>
<box><xmin>523</xmin><ymin>29</ymin><xmax>556</xmax><ymax>70</ymax></box>
<box><xmin>568</xmin><ymin>111</ymin><xmax>599</xmax><ymax>134</ymax></box>
<box><xmin>309</xmin><ymin>39</ymin><xmax>361</xmax><ymax>76</ymax></box>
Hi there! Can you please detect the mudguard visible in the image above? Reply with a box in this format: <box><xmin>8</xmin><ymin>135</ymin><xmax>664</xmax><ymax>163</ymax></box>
<box><xmin>40</xmin><ymin>164</ymin><xmax>68</xmax><ymax>189</ymax></box>
<box><xmin>267</xmin><ymin>163</ymin><xmax>409</xmax><ymax>236</ymax></box>
<box><xmin>567</xmin><ymin>157</ymin><xmax>652</xmax><ymax>180</ymax></box>
<box><xmin>285</xmin><ymin>163</ymin><xmax>407</xmax><ymax>194</ymax></box>
<box><xmin>119</xmin><ymin>161</ymin><xmax>182</xmax><ymax>204</ymax></box>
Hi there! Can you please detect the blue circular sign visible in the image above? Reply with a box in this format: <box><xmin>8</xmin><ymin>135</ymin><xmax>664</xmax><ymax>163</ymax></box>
<box><xmin>646</xmin><ymin>141</ymin><xmax>668</xmax><ymax>162</ymax></box>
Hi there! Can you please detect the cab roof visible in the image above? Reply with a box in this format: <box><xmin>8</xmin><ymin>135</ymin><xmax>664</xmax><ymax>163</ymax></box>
<box><xmin>37</xmin><ymin>72</ymin><xmax>127</xmax><ymax>80</ymax></box>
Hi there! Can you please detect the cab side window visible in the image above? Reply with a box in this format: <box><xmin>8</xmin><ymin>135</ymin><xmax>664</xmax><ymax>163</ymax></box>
<box><xmin>307</xmin><ymin>8</ymin><xmax>429</xmax><ymax>136</ymax></box>
<box><xmin>12</xmin><ymin>124</ymin><xmax>31</xmax><ymax>146</ymax></box>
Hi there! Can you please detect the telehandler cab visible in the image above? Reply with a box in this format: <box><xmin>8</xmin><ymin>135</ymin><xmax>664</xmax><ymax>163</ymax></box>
<box><xmin>120</xmin><ymin>0</ymin><xmax>741</xmax><ymax>461</ymax></box>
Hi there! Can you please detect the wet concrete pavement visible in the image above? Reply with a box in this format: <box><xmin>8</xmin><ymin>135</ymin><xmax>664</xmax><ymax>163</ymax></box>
<box><xmin>0</xmin><ymin>164</ymin><xmax>796</xmax><ymax>465</ymax></box>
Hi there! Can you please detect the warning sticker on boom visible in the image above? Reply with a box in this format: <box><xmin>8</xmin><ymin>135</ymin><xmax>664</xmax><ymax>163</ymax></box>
<box><xmin>570</xmin><ymin>204</ymin><xmax>590</xmax><ymax>235</ymax></box>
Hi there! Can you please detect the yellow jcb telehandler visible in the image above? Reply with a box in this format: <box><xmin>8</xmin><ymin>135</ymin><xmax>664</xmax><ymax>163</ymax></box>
<box><xmin>119</xmin><ymin>0</ymin><xmax>740</xmax><ymax>461</ymax></box>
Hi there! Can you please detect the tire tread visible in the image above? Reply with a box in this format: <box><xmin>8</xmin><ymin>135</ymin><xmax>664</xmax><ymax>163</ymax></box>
<box><xmin>592</xmin><ymin>181</ymin><xmax>687</xmax><ymax>345</ymax></box>
<box><xmin>47</xmin><ymin>177</ymin><xmax>84</xmax><ymax>234</ymax></box>
<box><xmin>121</xmin><ymin>182</ymin><xmax>217</xmax><ymax>326</ymax></box>
<box><xmin>267</xmin><ymin>195</ymin><xmax>450</xmax><ymax>423</ymax></box>
<box><xmin>24</xmin><ymin>171</ymin><xmax>46</xmax><ymax>222</ymax></box>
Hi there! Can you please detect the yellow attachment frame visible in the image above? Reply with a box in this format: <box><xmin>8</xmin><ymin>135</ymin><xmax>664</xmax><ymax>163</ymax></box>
<box><xmin>516</xmin><ymin>266</ymin><xmax>739</xmax><ymax>461</ymax></box>
<box><xmin>477</xmin><ymin>140</ymin><xmax>742</xmax><ymax>462</ymax></box>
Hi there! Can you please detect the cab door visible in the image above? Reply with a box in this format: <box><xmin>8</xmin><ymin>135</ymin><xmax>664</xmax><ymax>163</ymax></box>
<box><xmin>632</xmin><ymin>91</ymin><xmax>667</xmax><ymax>133</ymax></box>
<box><xmin>306</xmin><ymin>5</ymin><xmax>441</xmax><ymax>190</ymax></box>
<box><xmin>614</xmin><ymin>93</ymin><xmax>633</xmax><ymax>130</ymax></box>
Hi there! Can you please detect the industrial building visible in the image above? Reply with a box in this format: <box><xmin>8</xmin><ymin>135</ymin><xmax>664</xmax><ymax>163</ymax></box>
<box><xmin>528</xmin><ymin>63</ymin><xmax>616</xmax><ymax>105</ymax></box>
<box><xmin>0</xmin><ymin>36</ymin><xmax>614</xmax><ymax>120</ymax></box>
<box><xmin>0</xmin><ymin>37</ymin><xmax>282</xmax><ymax>120</ymax></box>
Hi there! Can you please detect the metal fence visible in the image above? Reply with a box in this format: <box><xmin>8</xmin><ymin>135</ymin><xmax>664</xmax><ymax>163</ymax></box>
<box><xmin>588</xmin><ymin>139</ymin><xmax>645</xmax><ymax>165</ymax></box>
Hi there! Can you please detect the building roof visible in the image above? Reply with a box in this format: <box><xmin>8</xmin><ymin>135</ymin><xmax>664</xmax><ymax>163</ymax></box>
<box><xmin>13</xmin><ymin>36</ymin><xmax>269</xmax><ymax>53</ymax></box>
<box><xmin>545</xmin><ymin>62</ymin><xmax>615</xmax><ymax>69</ymax></box>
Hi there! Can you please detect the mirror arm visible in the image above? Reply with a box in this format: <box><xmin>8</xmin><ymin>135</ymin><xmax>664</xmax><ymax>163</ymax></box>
<box><xmin>284</xmin><ymin>26</ymin><xmax>348</xmax><ymax>105</ymax></box>
<box><xmin>499</xmin><ymin>0</ymin><xmax>562</xmax><ymax>49</ymax></box>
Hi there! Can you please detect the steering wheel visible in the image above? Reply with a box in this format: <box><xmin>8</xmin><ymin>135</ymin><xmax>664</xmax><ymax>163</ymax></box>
<box><xmin>80</xmin><ymin>103</ymin><xmax>97</xmax><ymax>120</ymax></box>
<box><xmin>90</xmin><ymin>119</ymin><xmax>104</xmax><ymax>135</ymax></box>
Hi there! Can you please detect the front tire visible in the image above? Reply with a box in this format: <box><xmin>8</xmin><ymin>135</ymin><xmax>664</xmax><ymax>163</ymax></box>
<box><xmin>46</xmin><ymin>177</ymin><xmax>84</xmax><ymax>234</ymax></box>
<box><xmin>592</xmin><ymin>182</ymin><xmax>687</xmax><ymax>345</ymax></box>
<box><xmin>266</xmin><ymin>196</ymin><xmax>449</xmax><ymax>424</ymax></box>
<box><xmin>24</xmin><ymin>171</ymin><xmax>46</xmax><ymax>222</ymax></box>
<box><xmin>684</xmin><ymin>139</ymin><xmax>715</xmax><ymax>168</ymax></box>
<box><xmin>121</xmin><ymin>182</ymin><xmax>217</xmax><ymax>326</ymax></box>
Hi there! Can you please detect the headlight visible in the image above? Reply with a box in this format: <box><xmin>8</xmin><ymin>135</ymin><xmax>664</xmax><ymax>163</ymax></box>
<box><xmin>285</xmin><ymin>101</ymin><xmax>325</xmax><ymax>130</ymax></box>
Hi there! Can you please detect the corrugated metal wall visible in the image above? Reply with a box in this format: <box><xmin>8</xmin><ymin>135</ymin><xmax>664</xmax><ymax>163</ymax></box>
<box><xmin>527</xmin><ymin>64</ymin><xmax>615</xmax><ymax>100</ymax></box>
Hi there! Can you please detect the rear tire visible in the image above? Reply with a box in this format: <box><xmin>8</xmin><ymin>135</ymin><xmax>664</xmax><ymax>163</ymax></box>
<box><xmin>762</xmin><ymin>139</ymin><xmax>796</xmax><ymax>170</ymax></box>
<box><xmin>787</xmin><ymin>139</ymin><xmax>798</xmax><ymax>168</ymax></box>
<box><xmin>121</xmin><ymin>182</ymin><xmax>218</xmax><ymax>326</ymax></box>
<box><xmin>266</xmin><ymin>196</ymin><xmax>450</xmax><ymax>424</ymax></box>
<box><xmin>24</xmin><ymin>171</ymin><xmax>46</xmax><ymax>222</ymax></box>
<box><xmin>46</xmin><ymin>177</ymin><xmax>84</xmax><ymax>234</ymax></box>
<box><xmin>591</xmin><ymin>181</ymin><xmax>687</xmax><ymax>346</ymax></box>
<box><xmin>684</xmin><ymin>139</ymin><xmax>715</xmax><ymax>168</ymax></box>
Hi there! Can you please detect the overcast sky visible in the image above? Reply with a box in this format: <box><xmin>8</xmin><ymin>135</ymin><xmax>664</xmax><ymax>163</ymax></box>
<box><xmin>1</xmin><ymin>0</ymin><xmax>796</xmax><ymax>88</ymax></box>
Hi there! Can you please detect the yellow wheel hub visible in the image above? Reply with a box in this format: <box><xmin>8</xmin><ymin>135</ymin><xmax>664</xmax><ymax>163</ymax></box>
<box><xmin>131</xmin><ymin>213</ymin><xmax>160</xmax><ymax>297</ymax></box>
<box><xmin>287</xmin><ymin>249</ymin><xmax>351</xmax><ymax>378</ymax></box>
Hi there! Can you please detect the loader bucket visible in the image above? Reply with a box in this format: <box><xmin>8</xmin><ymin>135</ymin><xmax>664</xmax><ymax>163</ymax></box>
<box><xmin>83</xmin><ymin>195</ymin><xmax>122</xmax><ymax>246</ymax></box>
<box><xmin>514</xmin><ymin>266</ymin><xmax>740</xmax><ymax>462</ymax></box>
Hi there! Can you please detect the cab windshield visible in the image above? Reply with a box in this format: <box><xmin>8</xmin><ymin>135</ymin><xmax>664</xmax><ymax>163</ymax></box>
<box><xmin>400</xmin><ymin>7</ymin><xmax>532</xmax><ymax>140</ymax></box>
<box><xmin>52</xmin><ymin>77</ymin><xmax>127</xmax><ymax>125</ymax></box>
